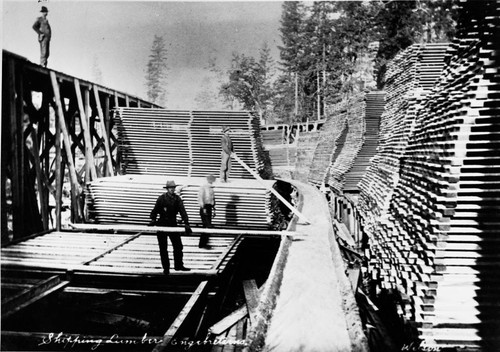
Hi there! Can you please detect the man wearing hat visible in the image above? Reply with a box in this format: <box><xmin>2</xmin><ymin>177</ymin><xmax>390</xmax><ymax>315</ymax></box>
<box><xmin>220</xmin><ymin>126</ymin><xmax>234</xmax><ymax>183</ymax></box>
<box><xmin>150</xmin><ymin>180</ymin><xmax>192</xmax><ymax>274</ymax></box>
<box><xmin>198</xmin><ymin>174</ymin><xmax>216</xmax><ymax>248</ymax></box>
<box><xmin>32</xmin><ymin>6</ymin><xmax>52</xmax><ymax>67</ymax></box>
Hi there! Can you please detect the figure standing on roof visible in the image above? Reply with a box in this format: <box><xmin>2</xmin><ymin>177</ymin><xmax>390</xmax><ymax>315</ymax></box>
<box><xmin>220</xmin><ymin>126</ymin><xmax>234</xmax><ymax>183</ymax></box>
<box><xmin>150</xmin><ymin>180</ymin><xmax>192</xmax><ymax>274</ymax></box>
<box><xmin>32</xmin><ymin>6</ymin><xmax>51</xmax><ymax>67</ymax></box>
<box><xmin>198</xmin><ymin>174</ymin><xmax>216</xmax><ymax>248</ymax></box>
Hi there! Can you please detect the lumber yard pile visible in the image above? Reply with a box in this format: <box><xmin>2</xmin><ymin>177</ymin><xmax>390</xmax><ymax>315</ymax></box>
<box><xmin>343</xmin><ymin>91</ymin><xmax>385</xmax><ymax>192</ymax></box>
<box><xmin>326</xmin><ymin>93</ymin><xmax>366</xmax><ymax>193</ymax></box>
<box><xmin>357</xmin><ymin>42</ymin><xmax>450</xmax><ymax>217</ymax></box>
<box><xmin>114</xmin><ymin>108</ymin><xmax>271</xmax><ymax>179</ymax></box>
<box><xmin>308</xmin><ymin>100</ymin><xmax>349</xmax><ymax>188</ymax></box>
<box><xmin>358</xmin><ymin>0</ymin><xmax>500</xmax><ymax>349</ymax></box>
<box><xmin>292</xmin><ymin>130</ymin><xmax>321</xmax><ymax>182</ymax></box>
<box><xmin>85</xmin><ymin>176</ymin><xmax>284</xmax><ymax>230</ymax></box>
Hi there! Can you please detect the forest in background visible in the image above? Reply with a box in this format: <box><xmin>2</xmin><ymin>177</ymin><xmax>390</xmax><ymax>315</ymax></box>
<box><xmin>145</xmin><ymin>0</ymin><xmax>458</xmax><ymax>124</ymax></box>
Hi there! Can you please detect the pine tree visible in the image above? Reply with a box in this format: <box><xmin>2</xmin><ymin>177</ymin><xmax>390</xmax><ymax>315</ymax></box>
<box><xmin>145</xmin><ymin>35</ymin><xmax>168</xmax><ymax>106</ymax></box>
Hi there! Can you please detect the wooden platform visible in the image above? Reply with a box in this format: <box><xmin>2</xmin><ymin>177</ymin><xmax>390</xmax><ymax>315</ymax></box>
<box><xmin>1</xmin><ymin>230</ymin><xmax>243</xmax><ymax>276</ymax></box>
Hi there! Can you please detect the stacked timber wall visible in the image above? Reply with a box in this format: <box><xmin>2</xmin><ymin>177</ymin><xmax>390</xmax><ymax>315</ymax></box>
<box><xmin>358</xmin><ymin>1</ymin><xmax>500</xmax><ymax>349</ymax></box>
<box><xmin>115</xmin><ymin>108</ymin><xmax>271</xmax><ymax>179</ymax></box>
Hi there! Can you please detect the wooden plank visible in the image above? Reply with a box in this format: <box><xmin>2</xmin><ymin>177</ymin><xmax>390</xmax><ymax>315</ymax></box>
<box><xmin>212</xmin><ymin>235</ymin><xmax>242</xmax><ymax>271</ymax></box>
<box><xmin>1</xmin><ymin>275</ymin><xmax>70</xmax><ymax>318</ymax></box>
<box><xmin>69</xmin><ymin>223</ymin><xmax>297</xmax><ymax>237</ymax></box>
<box><xmin>74</xmin><ymin>79</ymin><xmax>97</xmax><ymax>181</ymax></box>
<box><xmin>92</xmin><ymin>85</ymin><xmax>114</xmax><ymax>176</ymax></box>
<box><xmin>242</xmin><ymin>280</ymin><xmax>259</xmax><ymax>327</ymax></box>
<box><xmin>152</xmin><ymin>281</ymin><xmax>209</xmax><ymax>352</ymax></box>
<box><xmin>30</xmin><ymin>126</ymin><xmax>49</xmax><ymax>230</ymax></box>
<box><xmin>50</xmin><ymin>71</ymin><xmax>81</xmax><ymax>223</ymax></box>
<box><xmin>80</xmin><ymin>232</ymin><xmax>143</xmax><ymax>266</ymax></box>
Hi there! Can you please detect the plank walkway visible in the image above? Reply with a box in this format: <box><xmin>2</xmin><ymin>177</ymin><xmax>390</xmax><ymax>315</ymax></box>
<box><xmin>1</xmin><ymin>230</ymin><xmax>242</xmax><ymax>276</ymax></box>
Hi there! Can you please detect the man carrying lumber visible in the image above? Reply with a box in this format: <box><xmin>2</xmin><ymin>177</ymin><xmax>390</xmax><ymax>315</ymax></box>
<box><xmin>150</xmin><ymin>180</ymin><xmax>192</xmax><ymax>274</ymax></box>
<box><xmin>220</xmin><ymin>125</ymin><xmax>234</xmax><ymax>182</ymax></box>
<box><xmin>198</xmin><ymin>174</ymin><xmax>216</xmax><ymax>248</ymax></box>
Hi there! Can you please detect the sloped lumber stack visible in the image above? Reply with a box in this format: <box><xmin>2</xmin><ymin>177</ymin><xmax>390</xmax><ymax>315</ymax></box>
<box><xmin>293</xmin><ymin>131</ymin><xmax>321</xmax><ymax>183</ymax></box>
<box><xmin>85</xmin><ymin>175</ymin><xmax>282</xmax><ymax>230</ymax></box>
<box><xmin>358</xmin><ymin>43</ymin><xmax>450</xmax><ymax>216</ymax></box>
<box><xmin>308</xmin><ymin>105</ymin><xmax>348</xmax><ymax>187</ymax></box>
<box><xmin>326</xmin><ymin>93</ymin><xmax>366</xmax><ymax>193</ymax></box>
<box><xmin>114</xmin><ymin>108</ymin><xmax>270</xmax><ymax>179</ymax></box>
<box><xmin>343</xmin><ymin>92</ymin><xmax>385</xmax><ymax>192</ymax></box>
<box><xmin>362</xmin><ymin>0</ymin><xmax>500</xmax><ymax>349</ymax></box>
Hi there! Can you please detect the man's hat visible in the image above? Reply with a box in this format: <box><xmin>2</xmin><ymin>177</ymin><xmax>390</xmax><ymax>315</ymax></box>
<box><xmin>40</xmin><ymin>6</ymin><xmax>49</xmax><ymax>13</ymax></box>
<box><xmin>222</xmin><ymin>125</ymin><xmax>231</xmax><ymax>132</ymax></box>
<box><xmin>206</xmin><ymin>174</ymin><xmax>216</xmax><ymax>182</ymax></box>
<box><xmin>163</xmin><ymin>180</ymin><xmax>177</xmax><ymax>189</ymax></box>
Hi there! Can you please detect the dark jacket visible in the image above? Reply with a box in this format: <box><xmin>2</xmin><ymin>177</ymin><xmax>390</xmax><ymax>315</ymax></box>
<box><xmin>221</xmin><ymin>133</ymin><xmax>233</xmax><ymax>155</ymax></box>
<box><xmin>150</xmin><ymin>192</ymin><xmax>190</xmax><ymax>227</ymax></box>
<box><xmin>33</xmin><ymin>16</ymin><xmax>51</xmax><ymax>41</ymax></box>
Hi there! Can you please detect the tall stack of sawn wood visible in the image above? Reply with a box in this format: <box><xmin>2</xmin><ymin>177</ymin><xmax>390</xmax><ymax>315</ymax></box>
<box><xmin>359</xmin><ymin>0</ymin><xmax>500</xmax><ymax>349</ymax></box>
<box><xmin>114</xmin><ymin>108</ymin><xmax>270</xmax><ymax>179</ymax></box>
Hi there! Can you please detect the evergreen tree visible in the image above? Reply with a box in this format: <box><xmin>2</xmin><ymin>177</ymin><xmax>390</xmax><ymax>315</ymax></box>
<box><xmin>145</xmin><ymin>35</ymin><xmax>169</xmax><ymax>105</ymax></box>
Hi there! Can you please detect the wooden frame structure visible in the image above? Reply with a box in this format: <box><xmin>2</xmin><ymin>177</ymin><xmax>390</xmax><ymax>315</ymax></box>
<box><xmin>2</xmin><ymin>50</ymin><xmax>160</xmax><ymax>241</ymax></box>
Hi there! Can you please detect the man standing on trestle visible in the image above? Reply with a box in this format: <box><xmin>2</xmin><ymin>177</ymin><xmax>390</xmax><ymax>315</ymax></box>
<box><xmin>220</xmin><ymin>126</ymin><xmax>234</xmax><ymax>182</ymax></box>
<box><xmin>198</xmin><ymin>174</ymin><xmax>216</xmax><ymax>248</ymax></box>
<box><xmin>32</xmin><ymin>6</ymin><xmax>51</xmax><ymax>67</ymax></box>
<box><xmin>150</xmin><ymin>180</ymin><xmax>192</xmax><ymax>274</ymax></box>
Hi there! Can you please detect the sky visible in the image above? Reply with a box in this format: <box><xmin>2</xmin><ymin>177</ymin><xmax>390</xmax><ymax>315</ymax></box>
<box><xmin>2</xmin><ymin>1</ymin><xmax>284</xmax><ymax>109</ymax></box>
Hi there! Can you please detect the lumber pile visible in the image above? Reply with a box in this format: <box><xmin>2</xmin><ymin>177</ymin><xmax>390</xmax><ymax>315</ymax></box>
<box><xmin>85</xmin><ymin>175</ymin><xmax>281</xmax><ymax>230</ymax></box>
<box><xmin>114</xmin><ymin>108</ymin><xmax>271</xmax><ymax>179</ymax></box>
<box><xmin>357</xmin><ymin>43</ymin><xmax>450</xmax><ymax>216</ymax></box>
<box><xmin>343</xmin><ymin>92</ymin><xmax>385</xmax><ymax>192</ymax></box>
<box><xmin>362</xmin><ymin>0</ymin><xmax>500</xmax><ymax>349</ymax></box>
<box><xmin>308</xmin><ymin>105</ymin><xmax>348</xmax><ymax>187</ymax></box>
<box><xmin>327</xmin><ymin>94</ymin><xmax>366</xmax><ymax>193</ymax></box>
<box><xmin>292</xmin><ymin>131</ymin><xmax>321</xmax><ymax>183</ymax></box>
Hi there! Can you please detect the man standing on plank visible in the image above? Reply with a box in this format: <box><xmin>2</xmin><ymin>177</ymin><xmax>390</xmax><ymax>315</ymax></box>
<box><xmin>32</xmin><ymin>6</ymin><xmax>51</xmax><ymax>67</ymax></box>
<box><xmin>220</xmin><ymin>125</ymin><xmax>234</xmax><ymax>183</ymax></box>
<box><xmin>150</xmin><ymin>180</ymin><xmax>192</xmax><ymax>274</ymax></box>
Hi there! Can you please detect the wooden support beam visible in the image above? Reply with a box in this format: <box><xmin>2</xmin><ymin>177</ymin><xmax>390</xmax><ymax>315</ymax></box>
<box><xmin>1</xmin><ymin>275</ymin><xmax>70</xmax><ymax>319</ymax></box>
<box><xmin>152</xmin><ymin>281</ymin><xmax>209</xmax><ymax>352</ymax></box>
<box><xmin>50</xmin><ymin>72</ymin><xmax>81</xmax><ymax>223</ymax></box>
<box><xmin>69</xmin><ymin>223</ymin><xmax>298</xmax><ymax>237</ymax></box>
<box><xmin>242</xmin><ymin>280</ymin><xmax>259</xmax><ymax>327</ymax></box>
<box><xmin>92</xmin><ymin>85</ymin><xmax>114</xmax><ymax>176</ymax></box>
<box><xmin>8</xmin><ymin>58</ymin><xmax>30</xmax><ymax>239</ymax></box>
<box><xmin>74</xmin><ymin>79</ymin><xmax>97</xmax><ymax>181</ymax></box>
<box><xmin>29</xmin><ymin>126</ymin><xmax>49</xmax><ymax>230</ymax></box>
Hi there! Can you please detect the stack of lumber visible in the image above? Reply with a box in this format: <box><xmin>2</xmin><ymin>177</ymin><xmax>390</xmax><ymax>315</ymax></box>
<box><xmin>357</xmin><ymin>43</ymin><xmax>450</xmax><ymax>216</ymax></box>
<box><xmin>364</xmin><ymin>0</ymin><xmax>500</xmax><ymax>348</ymax></box>
<box><xmin>343</xmin><ymin>92</ymin><xmax>386</xmax><ymax>192</ymax></box>
<box><xmin>262</xmin><ymin>129</ymin><xmax>297</xmax><ymax>178</ymax></box>
<box><xmin>292</xmin><ymin>131</ymin><xmax>321</xmax><ymax>183</ymax></box>
<box><xmin>326</xmin><ymin>94</ymin><xmax>366</xmax><ymax>193</ymax></box>
<box><xmin>85</xmin><ymin>175</ymin><xmax>281</xmax><ymax>230</ymax></box>
<box><xmin>114</xmin><ymin>109</ymin><xmax>191</xmax><ymax>175</ymax></box>
<box><xmin>114</xmin><ymin>108</ymin><xmax>270</xmax><ymax>179</ymax></box>
<box><xmin>308</xmin><ymin>104</ymin><xmax>349</xmax><ymax>187</ymax></box>
<box><xmin>261</xmin><ymin>129</ymin><xmax>284</xmax><ymax>145</ymax></box>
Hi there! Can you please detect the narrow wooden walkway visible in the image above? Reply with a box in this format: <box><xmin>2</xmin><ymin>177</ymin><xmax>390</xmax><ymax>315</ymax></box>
<box><xmin>262</xmin><ymin>180</ymin><xmax>367</xmax><ymax>352</ymax></box>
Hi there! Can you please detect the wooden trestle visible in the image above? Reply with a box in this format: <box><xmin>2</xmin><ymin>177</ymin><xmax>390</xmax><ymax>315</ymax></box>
<box><xmin>2</xmin><ymin>50</ymin><xmax>160</xmax><ymax>241</ymax></box>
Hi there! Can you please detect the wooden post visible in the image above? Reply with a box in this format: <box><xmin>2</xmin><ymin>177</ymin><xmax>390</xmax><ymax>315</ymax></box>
<box><xmin>30</xmin><ymin>126</ymin><xmax>48</xmax><ymax>230</ymax></box>
<box><xmin>54</xmin><ymin>100</ymin><xmax>62</xmax><ymax>231</ymax></box>
<box><xmin>50</xmin><ymin>72</ymin><xmax>81</xmax><ymax>224</ymax></box>
<box><xmin>8</xmin><ymin>59</ymin><xmax>27</xmax><ymax>239</ymax></box>
<box><xmin>92</xmin><ymin>85</ymin><xmax>114</xmax><ymax>176</ymax></box>
<box><xmin>74</xmin><ymin>79</ymin><xmax>97</xmax><ymax>181</ymax></box>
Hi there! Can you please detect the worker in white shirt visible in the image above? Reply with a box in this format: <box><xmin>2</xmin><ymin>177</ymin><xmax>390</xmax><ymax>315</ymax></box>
<box><xmin>198</xmin><ymin>174</ymin><xmax>216</xmax><ymax>248</ymax></box>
